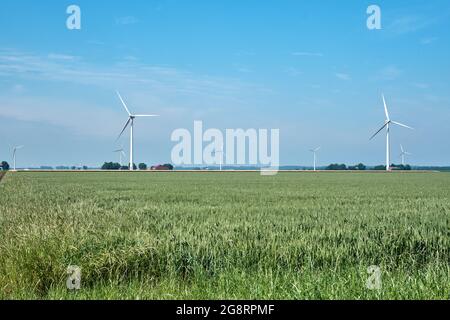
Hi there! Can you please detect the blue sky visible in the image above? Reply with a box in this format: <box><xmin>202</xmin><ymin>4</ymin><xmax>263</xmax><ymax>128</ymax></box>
<box><xmin>1</xmin><ymin>0</ymin><xmax>449</xmax><ymax>167</ymax></box>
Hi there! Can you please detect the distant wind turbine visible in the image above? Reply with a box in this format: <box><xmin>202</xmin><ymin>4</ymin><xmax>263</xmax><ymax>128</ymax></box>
<box><xmin>116</xmin><ymin>91</ymin><xmax>159</xmax><ymax>171</ymax></box>
<box><xmin>309</xmin><ymin>147</ymin><xmax>321</xmax><ymax>171</ymax></box>
<box><xmin>400</xmin><ymin>144</ymin><xmax>412</xmax><ymax>166</ymax></box>
<box><xmin>113</xmin><ymin>146</ymin><xmax>126</xmax><ymax>167</ymax></box>
<box><xmin>12</xmin><ymin>145</ymin><xmax>24</xmax><ymax>171</ymax></box>
<box><xmin>213</xmin><ymin>144</ymin><xmax>224</xmax><ymax>171</ymax></box>
<box><xmin>370</xmin><ymin>94</ymin><xmax>414</xmax><ymax>171</ymax></box>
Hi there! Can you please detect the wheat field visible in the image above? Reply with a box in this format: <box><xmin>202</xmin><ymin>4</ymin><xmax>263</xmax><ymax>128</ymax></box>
<box><xmin>0</xmin><ymin>172</ymin><xmax>449</xmax><ymax>299</ymax></box>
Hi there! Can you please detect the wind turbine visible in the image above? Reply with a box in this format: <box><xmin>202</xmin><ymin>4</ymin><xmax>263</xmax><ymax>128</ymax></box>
<box><xmin>116</xmin><ymin>91</ymin><xmax>159</xmax><ymax>171</ymax></box>
<box><xmin>370</xmin><ymin>94</ymin><xmax>413</xmax><ymax>171</ymax></box>
<box><xmin>309</xmin><ymin>147</ymin><xmax>321</xmax><ymax>171</ymax></box>
<box><xmin>400</xmin><ymin>144</ymin><xmax>412</xmax><ymax>166</ymax></box>
<box><xmin>213</xmin><ymin>144</ymin><xmax>224</xmax><ymax>171</ymax></box>
<box><xmin>12</xmin><ymin>145</ymin><xmax>24</xmax><ymax>171</ymax></box>
<box><xmin>218</xmin><ymin>147</ymin><xmax>223</xmax><ymax>171</ymax></box>
<box><xmin>113</xmin><ymin>146</ymin><xmax>126</xmax><ymax>167</ymax></box>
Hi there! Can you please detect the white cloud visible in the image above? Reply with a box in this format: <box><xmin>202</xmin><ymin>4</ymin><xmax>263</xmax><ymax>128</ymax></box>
<box><xmin>377</xmin><ymin>66</ymin><xmax>403</xmax><ymax>81</ymax></box>
<box><xmin>0</xmin><ymin>48</ymin><xmax>271</xmax><ymax>134</ymax></box>
<box><xmin>291</xmin><ymin>52</ymin><xmax>324</xmax><ymax>57</ymax></box>
<box><xmin>48</xmin><ymin>53</ymin><xmax>79</xmax><ymax>61</ymax></box>
<box><xmin>420</xmin><ymin>37</ymin><xmax>438</xmax><ymax>45</ymax></box>
<box><xmin>12</xmin><ymin>84</ymin><xmax>25</xmax><ymax>93</ymax></box>
<box><xmin>387</xmin><ymin>15</ymin><xmax>436</xmax><ymax>35</ymax></box>
<box><xmin>335</xmin><ymin>73</ymin><xmax>351</xmax><ymax>81</ymax></box>
<box><xmin>116</xmin><ymin>16</ymin><xmax>140</xmax><ymax>25</ymax></box>
<box><xmin>284</xmin><ymin>67</ymin><xmax>302</xmax><ymax>77</ymax></box>
<box><xmin>412</xmin><ymin>83</ymin><xmax>429</xmax><ymax>89</ymax></box>
<box><xmin>0</xmin><ymin>49</ymin><xmax>261</xmax><ymax>99</ymax></box>
<box><xmin>234</xmin><ymin>51</ymin><xmax>256</xmax><ymax>57</ymax></box>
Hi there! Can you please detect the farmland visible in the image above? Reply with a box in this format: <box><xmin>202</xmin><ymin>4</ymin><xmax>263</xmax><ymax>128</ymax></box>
<box><xmin>0</xmin><ymin>172</ymin><xmax>449</xmax><ymax>299</ymax></box>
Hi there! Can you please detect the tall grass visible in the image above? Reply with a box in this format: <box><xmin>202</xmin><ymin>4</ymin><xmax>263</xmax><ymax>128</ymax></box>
<box><xmin>0</xmin><ymin>172</ymin><xmax>449</xmax><ymax>299</ymax></box>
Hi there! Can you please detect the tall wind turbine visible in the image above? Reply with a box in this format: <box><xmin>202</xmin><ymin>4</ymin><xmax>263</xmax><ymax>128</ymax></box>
<box><xmin>400</xmin><ymin>144</ymin><xmax>412</xmax><ymax>166</ymax></box>
<box><xmin>113</xmin><ymin>146</ymin><xmax>126</xmax><ymax>167</ymax></box>
<box><xmin>12</xmin><ymin>145</ymin><xmax>24</xmax><ymax>171</ymax></box>
<box><xmin>370</xmin><ymin>94</ymin><xmax>413</xmax><ymax>171</ymax></box>
<box><xmin>309</xmin><ymin>147</ymin><xmax>321</xmax><ymax>171</ymax></box>
<box><xmin>116</xmin><ymin>92</ymin><xmax>159</xmax><ymax>171</ymax></box>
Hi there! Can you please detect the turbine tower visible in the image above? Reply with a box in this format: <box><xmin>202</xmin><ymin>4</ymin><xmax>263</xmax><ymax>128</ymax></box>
<box><xmin>309</xmin><ymin>147</ymin><xmax>321</xmax><ymax>171</ymax></box>
<box><xmin>116</xmin><ymin>92</ymin><xmax>159</xmax><ymax>171</ymax></box>
<box><xmin>214</xmin><ymin>144</ymin><xmax>223</xmax><ymax>171</ymax></box>
<box><xmin>370</xmin><ymin>94</ymin><xmax>413</xmax><ymax>171</ymax></box>
<box><xmin>12</xmin><ymin>145</ymin><xmax>24</xmax><ymax>171</ymax></box>
<box><xmin>400</xmin><ymin>144</ymin><xmax>412</xmax><ymax>166</ymax></box>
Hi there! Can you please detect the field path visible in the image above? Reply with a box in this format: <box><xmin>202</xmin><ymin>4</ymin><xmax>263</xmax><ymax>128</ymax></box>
<box><xmin>0</xmin><ymin>171</ymin><xmax>6</xmax><ymax>183</ymax></box>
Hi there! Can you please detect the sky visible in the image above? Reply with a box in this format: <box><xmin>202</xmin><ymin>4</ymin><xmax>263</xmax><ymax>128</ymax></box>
<box><xmin>1</xmin><ymin>0</ymin><xmax>450</xmax><ymax>167</ymax></box>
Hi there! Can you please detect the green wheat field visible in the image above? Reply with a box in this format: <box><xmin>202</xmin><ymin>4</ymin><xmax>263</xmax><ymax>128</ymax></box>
<box><xmin>0</xmin><ymin>172</ymin><xmax>449</xmax><ymax>300</ymax></box>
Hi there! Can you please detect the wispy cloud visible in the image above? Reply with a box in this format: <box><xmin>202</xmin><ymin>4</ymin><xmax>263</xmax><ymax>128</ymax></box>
<box><xmin>412</xmin><ymin>83</ymin><xmax>429</xmax><ymax>89</ymax></box>
<box><xmin>0</xmin><ymin>48</ymin><xmax>270</xmax><ymax>131</ymax></box>
<box><xmin>0</xmin><ymin>49</ymin><xmax>259</xmax><ymax>96</ymax></box>
<box><xmin>291</xmin><ymin>52</ymin><xmax>324</xmax><ymax>57</ymax></box>
<box><xmin>87</xmin><ymin>40</ymin><xmax>106</xmax><ymax>46</ymax></box>
<box><xmin>335</xmin><ymin>73</ymin><xmax>351</xmax><ymax>81</ymax></box>
<box><xmin>48</xmin><ymin>53</ymin><xmax>79</xmax><ymax>61</ymax></box>
<box><xmin>420</xmin><ymin>37</ymin><xmax>438</xmax><ymax>45</ymax></box>
<box><xmin>284</xmin><ymin>67</ymin><xmax>302</xmax><ymax>77</ymax></box>
<box><xmin>116</xmin><ymin>16</ymin><xmax>140</xmax><ymax>25</ymax></box>
<box><xmin>232</xmin><ymin>63</ymin><xmax>252</xmax><ymax>73</ymax></box>
<box><xmin>11</xmin><ymin>84</ymin><xmax>25</xmax><ymax>93</ymax></box>
<box><xmin>376</xmin><ymin>66</ymin><xmax>403</xmax><ymax>81</ymax></box>
<box><xmin>387</xmin><ymin>15</ymin><xmax>436</xmax><ymax>35</ymax></box>
<box><xmin>234</xmin><ymin>51</ymin><xmax>256</xmax><ymax>57</ymax></box>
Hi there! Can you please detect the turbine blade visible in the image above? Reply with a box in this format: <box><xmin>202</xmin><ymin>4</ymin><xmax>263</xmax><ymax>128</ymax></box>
<box><xmin>116</xmin><ymin>91</ymin><xmax>131</xmax><ymax>116</ymax></box>
<box><xmin>400</xmin><ymin>144</ymin><xmax>404</xmax><ymax>153</ymax></box>
<box><xmin>370</xmin><ymin>123</ymin><xmax>388</xmax><ymax>140</ymax></box>
<box><xmin>391</xmin><ymin>121</ymin><xmax>414</xmax><ymax>130</ymax></box>
<box><xmin>382</xmin><ymin>94</ymin><xmax>390</xmax><ymax>121</ymax></box>
<box><xmin>133</xmin><ymin>114</ymin><xmax>159</xmax><ymax>117</ymax></box>
<box><xmin>116</xmin><ymin>118</ymin><xmax>131</xmax><ymax>141</ymax></box>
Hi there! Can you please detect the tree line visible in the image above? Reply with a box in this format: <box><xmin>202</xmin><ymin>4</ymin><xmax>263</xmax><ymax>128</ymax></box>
<box><xmin>100</xmin><ymin>162</ymin><xmax>174</xmax><ymax>170</ymax></box>
<box><xmin>325</xmin><ymin>163</ymin><xmax>412</xmax><ymax>171</ymax></box>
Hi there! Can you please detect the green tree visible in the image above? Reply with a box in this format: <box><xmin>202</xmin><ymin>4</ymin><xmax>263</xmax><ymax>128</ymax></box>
<box><xmin>138</xmin><ymin>163</ymin><xmax>147</xmax><ymax>170</ymax></box>
<box><xmin>1</xmin><ymin>161</ymin><xmax>10</xmax><ymax>171</ymax></box>
<box><xmin>101</xmin><ymin>162</ymin><xmax>121</xmax><ymax>170</ymax></box>
<box><xmin>326</xmin><ymin>164</ymin><xmax>347</xmax><ymax>170</ymax></box>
